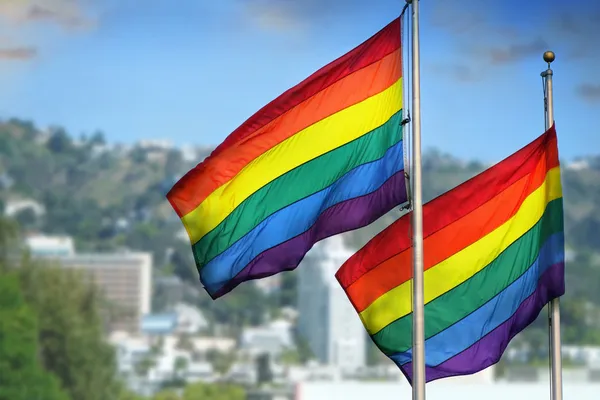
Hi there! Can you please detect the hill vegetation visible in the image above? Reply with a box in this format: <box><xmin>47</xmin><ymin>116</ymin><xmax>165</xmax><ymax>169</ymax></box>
<box><xmin>2</xmin><ymin>117</ymin><xmax>600</xmax><ymax>367</ymax></box>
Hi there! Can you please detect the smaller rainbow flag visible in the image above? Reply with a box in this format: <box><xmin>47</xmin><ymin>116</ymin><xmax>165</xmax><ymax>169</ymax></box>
<box><xmin>336</xmin><ymin>125</ymin><xmax>565</xmax><ymax>383</ymax></box>
<box><xmin>168</xmin><ymin>17</ymin><xmax>407</xmax><ymax>299</ymax></box>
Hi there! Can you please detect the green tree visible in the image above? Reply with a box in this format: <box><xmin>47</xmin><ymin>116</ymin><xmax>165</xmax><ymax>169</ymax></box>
<box><xmin>0</xmin><ymin>272</ymin><xmax>69</xmax><ymax>400</ymax></box>
<box><xmin>175</xmin><ymin>334</ymin><xmax>194</xmax><ymax>352</ymax></box>
<box><xmin>46</xmin><ymin>128</ymin><xmax>73</xmax><ymax>154</ymax></box>
<box><xmin>279</xmin><ymin>348</ymin><xmax>301</xmax><ymax>366</ymax></box>
<box><xmin>561</xmin><ymin>297</ymin><xmax>600</xmax><ymax>345</ymax></box>
<box><xmin>130</xmin><ymin>147</ymin><xmax>147</xmax><ymax>164</ymax></box>
<box><xmin>210</xmin><ymin>283</ymin><xmax>268</xmax><ymax>329</ymax></box>
<box><xmin>206</xmin><ymin>349</ymin><xmax>236</xmax><ymax>375</ymax></box>
<box><xmin>366</xmin><ymin>338</ymin><xmax>387</xmax><ymax>366</ymax></box>
<box><xmin>14</xmin><ymin>207</ymin><xmax>39</xmax><ymax>230</ymax></box>
<box><xmin>152</xmin><ymin>390</ymin><xmax>180</xmax><ymax>400</ymax></box>
<box><xmin>0</xmin><ymin>217</ymin><xmax>19</xmax><ymax>263</ymax></box>
<box><xmin>118</xmin><ymin>389</ymin><xmax>148</xmax><ymax>400</ymax></box>
<box><xmin>493</xmin><ymin>357</ymin><xmax>508</xmax><ymax>379</ymax></box>
<box><xmin>134</xmin><ymin>355</ymin><xmax>156</xmax><ymax>378</ymax></box>
<box><xmin>181</xmin><ymin>382</ymin><xmax>244</xmax><ymax>400</ymax></box>
<box><xmin>520</xmin><ymin>326</ymin><xmax>548</xmax><ymax>362</ymax></box>
<box><xmin>293</xmin><ymin>332</ymin><xmax>314</xmax><ymax>365</ymax></box>
<box><xmin>164</xmin><ymin>150</ymin><xmax>184</xmax><ymax>178</ymax></box>
<box><xmin>173</xmin><ymin>356</ymin><xmax>189</xmax><ymax>379</ymax></box>
<box><xmin>16</xmin><ymin>261</ymin><xmax>122</xmax><ymax>400</ymax></box>
<box><xmin>270</xmin><ymin>271</ymin><xmax>297</xmax><ymax>308</ymax></box>
<box><xmin>89</xmin><ymin>131</ymin><xmax>106</xmax><ymax>147</ymax></box>
<box><xmin>170</xmin><ymin>248</ymin><xmax>198</xmax><ymax>284</ymax></box>
<box><xmin>159</xmin><ymin>378</ymin><xmax>187</xmax><ymax>391</ymax></box>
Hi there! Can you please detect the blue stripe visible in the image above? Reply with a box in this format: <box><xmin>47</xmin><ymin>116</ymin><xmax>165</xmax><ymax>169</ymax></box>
<box><xmin>200</xmin><ymin>139</ymin><xmax>406</xmax><ymax>293</ymax></box>
<box><xmin>390</xmin><ymin>232</ymin><xmax>565</xmax><ymax>367</ymax></box>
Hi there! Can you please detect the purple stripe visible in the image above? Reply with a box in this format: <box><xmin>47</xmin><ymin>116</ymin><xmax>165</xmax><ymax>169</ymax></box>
<box><xmin>211</xmin><ymin>170</ymin><xmax>408</xmax><ymax>299</ymax></box>
<box><xmin>400</xmin><ymin>262</ymin><xmax>565</xmax><ymax>385</ymax></box>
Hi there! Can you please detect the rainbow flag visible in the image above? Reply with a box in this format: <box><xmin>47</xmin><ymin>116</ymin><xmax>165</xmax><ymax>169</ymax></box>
<box><xmin>336</xmin><ymin>125</ymin><xmax>565</xmax><ymax>383</ymax></box>
<box><xmin>167</xmin><ymin>18</ymin><xmax>408</xmax><ymax>299</ymax></box>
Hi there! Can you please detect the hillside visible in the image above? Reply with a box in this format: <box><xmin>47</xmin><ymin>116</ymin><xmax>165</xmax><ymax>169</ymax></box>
<box><xmin>2</xmin><ymin>117</ymin><xmax>600</xmax><ymax>345</ymax></box>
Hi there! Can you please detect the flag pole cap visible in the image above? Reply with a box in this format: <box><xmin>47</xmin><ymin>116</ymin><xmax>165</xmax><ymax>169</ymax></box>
<box><xmin>543</xmin><ymin>51</ymin><xmax>555</xmax><ymax>64</ymax></box>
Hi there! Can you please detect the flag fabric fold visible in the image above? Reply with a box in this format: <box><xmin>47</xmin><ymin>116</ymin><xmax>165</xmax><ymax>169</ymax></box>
<box><xmin>167</xmin><ymin>17</ymin><xmax>408</xmax><ymax>299</ymax></box>
<box><xmin>336</xmin><ymin>125</ymin><xmax>565</xmax><ymax>383</ymax></box>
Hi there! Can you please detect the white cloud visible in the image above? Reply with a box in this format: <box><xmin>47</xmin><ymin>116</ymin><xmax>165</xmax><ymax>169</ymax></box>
<box><xmin>0</xmin><ymin>0</ymin><xmax>94</xmax><ymax>29</ymax></box>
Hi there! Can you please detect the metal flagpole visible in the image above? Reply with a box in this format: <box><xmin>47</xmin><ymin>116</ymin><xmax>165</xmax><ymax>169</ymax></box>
<box><xmin>541</xmin><ymin>50</ymin><xmax>563</xmax><ymax>400</ymax></box>
<box><xmin>406</xmin><ymin>1</ymin><xmax>425</xmax><ymax>399</ymax></box>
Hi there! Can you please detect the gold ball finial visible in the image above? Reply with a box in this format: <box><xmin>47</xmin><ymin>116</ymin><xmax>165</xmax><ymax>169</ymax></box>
<box><xmin>543</xmin><ymin>51</ymin><xmax>555</xmax><ymax>64</ymax></box>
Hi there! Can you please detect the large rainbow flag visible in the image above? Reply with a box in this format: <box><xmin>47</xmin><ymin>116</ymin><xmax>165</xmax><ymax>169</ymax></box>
<box><xmin>336</xmin><ymin>125</ymin><xmax>565</xmax><ymax>383</ymax></box>
<box><xmin>167</xmin><ymin>18</ymin><xmax>408</xmax><ymax>299</ymax></box>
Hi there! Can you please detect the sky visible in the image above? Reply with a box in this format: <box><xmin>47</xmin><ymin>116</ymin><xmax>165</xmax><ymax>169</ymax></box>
<box><xmin>0</xmin><ymin>0</ymin><xmax>598</xmax><ymax>162</ymax></box>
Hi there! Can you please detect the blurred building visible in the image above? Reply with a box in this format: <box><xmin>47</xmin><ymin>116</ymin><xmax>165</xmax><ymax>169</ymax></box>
<box><xmin>154</xmin><ymin>275</ymin><xmax>187</xmax><ymax>305</ymax></box>
<box><xmin>25</xmin><ymin>234</ymin><xmax>75</xmax><ymax>257</ymax></box>
<box><xmin>140</xmin><ymin>303</ymin><xmax>208</xmax><ymax>336</ymax></box>
<box><xmin>49</xmin><ymin>252</ymin><xmax>152</xmax><ymax>334</ymax></box>
<box><xmin>173</xmin><ymin>302</ymin><xmax>208</xmax><ymax>333</ymax></box>
<box><xmin>254</xmin><ymin>274</ymin><xmax>283</xmax><ymax>295</ymax></box>
<box><xmin>25</xmin><ymin>237</ymin><xmax>152</xmax><ymax>333</ymax></box>
<box><xmin>109</xmin><ymin>331</ymin><xmax>218</xmax><ymax>396</ymax></box>
<box><xmin>141</xmin><ymin>313</ymin><xmax>178</xmax><ymax>336</ymax></box>
<box><xmin>296</xmin><ymin>236</ymin><xmax>366</xmax><ymax>371</ymax></box>
<box><xmin>240</xmin><ymin>319</ymin><xmax>294</xmax><ymax>358</ymax></box>
<box><xmin>4</xmin><ymin>198</ymin><xmax>45</xmax><ymax>218</ymax></box>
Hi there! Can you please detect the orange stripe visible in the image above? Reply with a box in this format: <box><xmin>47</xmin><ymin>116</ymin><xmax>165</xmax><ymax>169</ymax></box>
<box><xmin>346</xmin><ymin>146</ymin><xmax>559</xmax><ymax>312</ymax></box>
<box><xmin>167</xmin><ymin>49</ymin><xmax>402</xmax><ymax>217</ymax></box>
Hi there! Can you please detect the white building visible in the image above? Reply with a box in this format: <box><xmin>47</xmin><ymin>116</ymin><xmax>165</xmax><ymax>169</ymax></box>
<box><xmin>240</xmin><ymin>319</ymin><xmax>294</xmax><ymax>358</ymax></box>
<box><xmin>109</xmin><ymin>332</ymin><xmax>218</xmax><ymax>396</ymax></box>
<box><xmin>254</xmin><ymin>274</ymin><xmax>282</xmax><ymax>295</ymax></box>
<box><xmin>173</xmin><ymin>303</ymin><xmax>209</xmax><ymax>334</ymax></box>
<box><xmin>50</xmin><ymin>252</ymin><xmax>152</xmax><ymax>334</ymax></box>
<box><xmin>110</xmin><ymin>331</ymin><xmax>151</xmax><ymax>376</ymax></box>
<box><xmin>296</xmin><ymin>236</ymin><xmax>366</xmax><ymax>372</ymax></box>
<box><xmin>25</xmin><ymin>234</ymin><xmax>75</xmax><ymax>257</ymax></box>
<box><xmin>4</xmin><ymin>198</ymin><xmax>45</xmax><ymax>217</ymax></box>
<box><xmin>294</xmin><ymin>381</ymin><xmax>600</xmax><ymax>400</ymax></box>
<box><xmin>27</xmin><ymin>236</ymin><xmax>152</xmax><ymax>334</ymax></box>
<box><xmin>566</xmin><ymin>159</ymin><xmax>590</xmax><ymax>170</ymax></box>
<box><xmin>563</xmin><ymin>345</ymin><xmax>600</xmax><ymax>367</ymax></box>
<box><xmin>137</xmin><ymin>139</ymin><xmax>173</xmax><ymax>150</ymax></box>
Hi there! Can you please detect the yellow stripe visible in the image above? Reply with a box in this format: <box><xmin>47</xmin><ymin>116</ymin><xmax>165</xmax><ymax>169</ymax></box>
<box><xmin>359</xmin><ymin>167</ymin><xmax>563</xmax><ymax>335</ymax></box>
<box><xmin>182</xmin><ymin>78</ymin><xmax>404</xmax><ymax>244</ymax></box>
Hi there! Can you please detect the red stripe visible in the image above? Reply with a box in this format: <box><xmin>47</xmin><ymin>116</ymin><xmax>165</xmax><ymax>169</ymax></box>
<box><xmin>335</xmin><ymin>125</ymin><xmax>559</xmax><ymax>290</ymax></box>
<box><xmin>346</xmin><ymin>148</ymin><xmax>559</xmax><ymax>312</ymax></box>
<box><xmin>167</xmin><ymin>17</ymin><xmax>401</xmax><ymax>217</ymax></box>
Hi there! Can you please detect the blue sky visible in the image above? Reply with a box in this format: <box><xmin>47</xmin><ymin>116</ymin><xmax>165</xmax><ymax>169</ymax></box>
<box><xmin>0</xmin><ymin>0</ymin><xmax>598</xmax><ymax>162</ymax></box>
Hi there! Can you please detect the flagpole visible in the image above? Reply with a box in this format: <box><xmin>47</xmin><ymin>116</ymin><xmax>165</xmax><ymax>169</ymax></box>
<box><xmin>541</xmin><ymin>50</ymin><xmax>563</xmax><ymax>400</ymax></box>
<box><xmin>407</xmin><ymin>0</ymin><xmax>426</xmax><ymax>399</ymax></box>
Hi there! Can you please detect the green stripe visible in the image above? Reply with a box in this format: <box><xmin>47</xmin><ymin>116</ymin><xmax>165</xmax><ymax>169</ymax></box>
<box><xmin>192</xmin><ymin>110</ymin><xmax>404</xmax><ymax>267</ymax></box>
<box><xmin>371</xmin><ymin>198</ymin><xmax>564</xmax><ymax>355</ymax></box>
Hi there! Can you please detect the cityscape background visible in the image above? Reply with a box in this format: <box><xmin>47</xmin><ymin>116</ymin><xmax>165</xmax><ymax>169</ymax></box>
<box><xmin>1</xmin><ymin>0</ymin><xmax>600</xmax><ymax>399</ymax></box>
<box><xmin>2</xmin><ymin>119</ymin><xmax>600</xmax><ymax>399</ymax></box>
